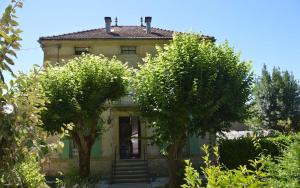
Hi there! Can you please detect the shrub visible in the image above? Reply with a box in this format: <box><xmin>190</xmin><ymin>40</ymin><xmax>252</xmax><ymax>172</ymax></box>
<box><xmin>260</xmin><ymin>135</ymin><xmax>293</xmax><ymax>156</ymax></box>
<box><xmin>181</xmin><ymin>145</ymin><xmax>267</xmax><ymax>188</ymax></box>
<box><xmin>15</xmin><ymin>154</ymin><xmax>47</xmax><ymax>188</ymax></box>
<box><xmin>264</xmin><ymin>133</ymin><xmax>300</xmax><ymax>187</ymax></box>
<box><xmin>219</xmin><ymin>134</ymin><xmax>293</xmax><ymax>169</ymax></box>
<box><xmin>182</xmin><ymin>134</ymin><xmax>300</xmax><ymax>188</ymax></box>
<box><xmin>56</xmin><ymin>167</ymin><xmax>99</xmax><ymax>188</ymax></box>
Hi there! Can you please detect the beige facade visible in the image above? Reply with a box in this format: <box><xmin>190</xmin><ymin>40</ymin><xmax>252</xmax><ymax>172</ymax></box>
<box><xmin>41</xmin><ymin>39</ymin><xmax>167</xmax><ymax>67</ymax></box>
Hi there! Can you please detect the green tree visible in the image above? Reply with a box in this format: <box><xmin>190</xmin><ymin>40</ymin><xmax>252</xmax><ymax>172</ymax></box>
<box><xmin>133</xmin><ymin>33</ymin><xmax>253</xmax><ymax>187</ymax></box>
<box><xmin>253</xmin><ymin>65</ymin><xmax>300</xmax><ymax>133</ymax></box>
<box><xmin>0</xmin><ymin>0</ymin><xmax>23</xmax><ymax>82</ymax></box>
<box><xmin>40</xmin><ymin>54</ymin><xmax>129</xmax><ymax>177</ymax></box>
<box><xmin>1</xmin><ymin>1</ymin><xmax>48</xmax><ymax>186</ymax></box>
<box><xmin>0</xmin><ymin>70</ymin><xmax>49</xmax><ymax>187</ymax></box>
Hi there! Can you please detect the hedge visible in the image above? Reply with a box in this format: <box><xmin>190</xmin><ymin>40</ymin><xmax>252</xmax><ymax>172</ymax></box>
<box><xmin>218</xmin><ymin>134</ymin><xmax>293</xmax><ymax>169</ymax></box>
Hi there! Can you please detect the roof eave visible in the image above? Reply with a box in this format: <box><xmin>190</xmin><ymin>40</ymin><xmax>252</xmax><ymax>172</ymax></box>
<box><xmin>38</xmin><ymin>37</ymin><xmax>174</xmax><ymax>42</ymax></box>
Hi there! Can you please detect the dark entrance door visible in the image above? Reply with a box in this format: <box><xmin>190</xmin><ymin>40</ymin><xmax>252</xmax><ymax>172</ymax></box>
<box><xmin>119</xmin><ymin>116</ymin><xmax>141</xmax><ymax>159</ymax></box>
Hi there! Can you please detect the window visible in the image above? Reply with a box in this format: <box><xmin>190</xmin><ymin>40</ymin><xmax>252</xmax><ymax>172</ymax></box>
<box><xmin>70</xmin><ymin>140</ymin><xmax>78</xmax><ymax>157</ymax></box>
<box><xmin>121</xmin><ymin>46</ymin><xmax>136</xmax><ymax>54</ymax></box>
<box><xmin>74</xmin><ymin>47</ymin><xmax>89</xmax><ymax>55</ymax></box>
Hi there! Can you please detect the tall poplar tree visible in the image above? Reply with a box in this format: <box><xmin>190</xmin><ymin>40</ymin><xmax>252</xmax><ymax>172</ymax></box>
<box><xmin>253</xmin><ymin>65</ymin><xmax>300</xmax><ymax>133</ymax></box>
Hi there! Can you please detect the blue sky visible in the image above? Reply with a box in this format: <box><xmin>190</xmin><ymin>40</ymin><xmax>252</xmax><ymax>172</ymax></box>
<box><xmin>1</xmin><ymin>0</ymin><xmax>300</xmax><ymax>80</ymax></box>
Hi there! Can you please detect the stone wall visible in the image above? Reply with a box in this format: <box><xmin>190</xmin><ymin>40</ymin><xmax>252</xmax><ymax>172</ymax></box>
<box><xmin>42</xmin><ymin>157</ymin><xmax>112</xmax><ymax>178</ymax></box>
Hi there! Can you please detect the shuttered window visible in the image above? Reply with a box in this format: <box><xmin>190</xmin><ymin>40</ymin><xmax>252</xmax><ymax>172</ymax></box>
<box><xmin>60</xmin><ymin>138</ymin><xmax>70</xmax><ymax>159</ymax></box>
<box><xmin>60</xmin><ymin>136</ymin><xmax>102</xmax><ymax>159</ymax></box>
<box><xmin>121</xmin><ymin>46</ymin><xmax>136</xmax><ymax>54</ymax></box>
<box><xmin>91</xmin><ymin>136</ymin><xmax>102</xmax><ymax>158</ymax></box>
<box><xmin>189</xmin><ymin>134</ymin><xmax>201</xmax><ymax>155</ymax></box>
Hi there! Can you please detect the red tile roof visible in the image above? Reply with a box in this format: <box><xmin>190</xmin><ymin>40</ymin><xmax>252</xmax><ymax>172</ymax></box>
<box><xmin>39</xmin><ymin>26</ymin><xmax>215</xmax><ymax>42</ymax></box>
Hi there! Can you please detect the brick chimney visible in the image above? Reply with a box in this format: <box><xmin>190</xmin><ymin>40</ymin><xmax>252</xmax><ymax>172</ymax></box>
<box><xmin>104</xmin><ymin>17</ymin><xmax>112</xmax><ymax>33</ymax></box>
<box><xmin>145</xmin><ymin>17</ymin><xmax>152</xmax><ymax>34</ymax></box>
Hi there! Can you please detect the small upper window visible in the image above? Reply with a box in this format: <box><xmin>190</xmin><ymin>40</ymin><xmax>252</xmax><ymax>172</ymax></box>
<box><xmin>121</xmin><ymin>46</ymin><xmax>136</xmax><ymax>54</ymax></box>
<box><xmin>74</xmin><ymin>47</ymin><xmax>89</xmax><ymax>55</ymax></box>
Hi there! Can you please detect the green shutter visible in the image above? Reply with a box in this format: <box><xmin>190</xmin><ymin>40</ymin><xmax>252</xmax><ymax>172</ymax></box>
<box><xmin>189</xmin><ymin>134</ymin><xmax>200</xmax><ymax>155</ymax></box>
<box><xmin>61</xmin><ymin>138</ymin><xmax>70</xmax><ymax>159</ymax></box>
<box><xmin>91</xmin><ymin>136</ymin><xmax>102</xmax><ymax>158</ymax></box>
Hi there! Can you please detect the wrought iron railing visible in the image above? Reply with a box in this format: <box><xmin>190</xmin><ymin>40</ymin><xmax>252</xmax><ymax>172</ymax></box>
<box><xmin>143</xmin><ymin>143</ymin><xmax>151</xmax><ymax>183</ymax></box>
<box><xmin>111</xmin><ymin>145</ymin><xmax>117</xmax><ymax>180</ymax></box>
<box><xmin>143</xmin><ymin>143</ymin><xmax>147</xmax><ymax>161</ymax></box>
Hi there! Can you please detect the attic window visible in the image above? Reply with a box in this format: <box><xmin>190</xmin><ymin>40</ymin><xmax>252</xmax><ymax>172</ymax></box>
<box><xmin>74</xmin><ymin>47</ymin><xmax>89</xmax><ymax>55</ymax></box>
<box><xmin>121</xmin><ymin>46</ymin><xmax>136</xmax><ymax>54</ymax></box>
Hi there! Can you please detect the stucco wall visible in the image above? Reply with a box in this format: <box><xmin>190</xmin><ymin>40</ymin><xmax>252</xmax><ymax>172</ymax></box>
<box><xmin>43</xmin><ymin>121</ymin><xmax>211</xmax><ymax>177</ymax></box>
<box><xmin>41</xmin><ymin>39</ymin><xmax>169</xmax><ymax>68</ymax></box>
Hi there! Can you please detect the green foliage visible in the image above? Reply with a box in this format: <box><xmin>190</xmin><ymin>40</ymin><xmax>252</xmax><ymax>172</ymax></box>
<box><xmin>133</xmin><ymin>32</ymin><xmax>253</xmax><ymax>150</ymax></box>
<box><xmin>0</xmin><ymin>69</ymin><xmax>49</xmax><ymax>187</ymax></box>
<box><xmin>40</xmin><ymin>54</ymin><xmax>129</xmax><ymax>177</ymax></box>
<box><xmin>14</xmin><ymin>154</ymin><xmax>47</xmax><ymax>188</ymax></box>
<box><xmin>56</xmin><ymin>167</ymin><xmax>98</xmax><ymax>188</ymax></box>
<box><xmin>181</xmin><ymin>145</ymin><xmax>267</xmax><ymax>188</ymax></box>
<box><xmin>134</xmin><ymin>33</ymin><xmax>253</xmax><ymax>187</ymax></box>
<box><xmin>219</xmin><ymin>134</ymin><xmax>293</xmax><ymax>169</ymax></box>
<box><xmin>252</xmin><ymin>65</ymin><xmax>300</xmax><ymax>133</ymax></box>
<box><xmin>1</xmin><ymin>154</ymin><xmax>47</xmax><ymax>188</ymax></box>
<box><xmin>0</xmin><ymin>1</ymin><xmax>49</xmax><ymax>186</ymax></box>
<box><xmin>219</xmin><ymin>137</ymin><xmax>257</xmax><ymax>169</ymax></box>
<box><xmin>40</xmin><ymin>54</ymin><xmax>129</xmax><ymax>133</ymax></box>
<box><xmin>264</xmin><ymin>133</ymin><xmax>300</xmax><ymax>187</ymax></box>
<box><xmin>181</xmin><ymin>160</ymin><xmax>202</xmax><ymax>188</ymax></box>
<box><xmin>182</xmin><ymin>135</ymin><xmax>300</xmax><ymax>188</ymax></box>
<box><xmin>0</xmin><ymin>0</ymin><xmax>23</xmax><ymax>82</ymax></box>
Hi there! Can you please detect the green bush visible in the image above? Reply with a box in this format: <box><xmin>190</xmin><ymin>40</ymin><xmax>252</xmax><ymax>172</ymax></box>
<box><xmin>1</xmin><ymin>154</ymin><xmax>47</xmax><ymax>187</ymax></box>
<box><xmin>56</xmin><ymin>167</ymin><xmax>99</xmax><ymax>188</ymax></box>
<box><xmin>15</xmin><ymin>154</ymin><xmax>47</xmax><ymax>188</ymax></box>
<box><xmin>219</xmin><ymin>134</ymin><xmax>293</xmax><ymax>169</ymax></box>
<box><xmin>181</xmin><ymin>145</ymin><xmax>267</xmax><ymax>188</ymax></box>
<box><xmin>182</xmin><ymin>134</ymin><xmax>300</xmax><ymax>188</ymax></box>
<box><xmin>265</xmin><ymin>133</ymin><xmax>300</xmax><ymax>187</ymax></box>
<box><xmin>260</xmin><ymin>135</ymin><xmax>293</xmax><ymax>156</ymax></box>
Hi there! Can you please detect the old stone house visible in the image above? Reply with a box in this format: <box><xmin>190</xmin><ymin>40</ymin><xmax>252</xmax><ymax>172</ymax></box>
<box><xmin>38</xmin><ymin>17</ymin><xmax>214</xmax><ymax>183</ymax></box>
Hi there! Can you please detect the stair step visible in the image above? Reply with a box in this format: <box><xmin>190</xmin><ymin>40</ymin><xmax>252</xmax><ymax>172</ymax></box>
<box><xmin>113</xmin><ymin>174</ymin><xmax>148</xmax><ymax>179</ymax></box>
<box><xmin>116</xmin><ymin>163</ymin><xmax>146</xmax><ymax>167</ymax></box>
<box><xmin>117</xmin><ymin>159</ymin><xmax>145</xmax><ymax>163</ymax></box>
<box><xmin>112</xmin><ymin>159</ymin><xmax>150</xmax><ymax>184</ymax></box>
<box><xmin>115</xmin><ymin>165</ymin><xmax>147</xmax><ymax>171</ymax></box>
<box><xmin>115</xmin><ymin>170</ymin><xmax>148</xmax><ymax>175</ymax></box>
<box><xmin>112</xmin><ymin>178</ymin><xmax>149</xmax><ymax>184</ymax></box>
<box><xmin>116</xmin><ymin>160</ymin><xmax>146</xmax><ymax>164</ymax></box>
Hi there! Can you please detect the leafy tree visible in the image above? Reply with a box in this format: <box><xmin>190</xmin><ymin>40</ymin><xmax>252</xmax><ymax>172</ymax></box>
<box><xmin>0</xmin><ymin>0</ymin><xmax>23</xmax><ymax>82</ymax></box>
<box><xmin>0</xmin><ymin>70</ymin><xmax>49</xmax><ymax>187</ymax></box>
<box><xmin>40</xmin><ymin>54</ymin><xmax>129</xmax><ymax>177</ymax></box>
<box><xmin>133</xmin><ymin>33</ymin><xmax>253</xmax><ymax>187</ymax></box>
<box><xmin>0</xmin><ymin>1</ymin><xmax>48</xmax><ymax>186</ymax></box>
<box><xmin>253</xmin><ymin>65</ymin><xmax>300</xmax><ymax>133</ymax></box>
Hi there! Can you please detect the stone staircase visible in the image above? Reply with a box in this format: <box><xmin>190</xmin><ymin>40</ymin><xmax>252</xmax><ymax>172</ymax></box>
<box><xmin>111</xmin><ymin>159</ymin><xmax>150</xmax><ymax>184</ymax></box>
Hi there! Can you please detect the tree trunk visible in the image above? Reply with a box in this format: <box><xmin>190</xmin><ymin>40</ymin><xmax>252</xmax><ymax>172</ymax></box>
<box><xmin>78</xmin><ymin>141</ymin><xmax>92</xmax><ymax>177</ymax></box>
<box><xmin>73</xmin><ymin>129</ymin><xmax>96</xmax><ymax>178</ymax></box>
<box><xmin>208</xmin><ymin>128</ymin><xmax>217</xmax><ymax>165</ymax></box>
<box><xmin>166</xmin><ymin>143</ymin><xmax>179</xmax><ymax>188</ymax></box>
